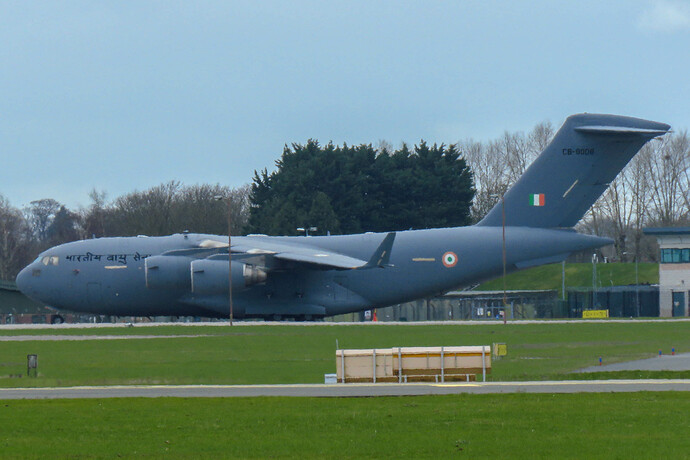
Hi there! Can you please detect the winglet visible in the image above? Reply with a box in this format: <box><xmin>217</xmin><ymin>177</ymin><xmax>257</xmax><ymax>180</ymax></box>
<box><xmin>361</xmin><ymin>232</ymin><xmax>396</xmax><ymax>269</ymax></box>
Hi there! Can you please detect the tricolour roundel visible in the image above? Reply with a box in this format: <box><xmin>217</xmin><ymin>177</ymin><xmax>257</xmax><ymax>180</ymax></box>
<box><xmin>442</xmin><ymin>251</ymin><xmax>458</xmax><ymax>268</ymax></box>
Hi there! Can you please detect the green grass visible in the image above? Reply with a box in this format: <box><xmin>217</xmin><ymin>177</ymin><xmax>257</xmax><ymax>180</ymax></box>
<box><xmin>1</xmin><ymin>322</ymin><xmax>688</xmax><ymax>387</ymax></box>
<box><xmin>1</xmin><ymin>393</ymin><xmax>689</xmax><ymax>459</ymax></box>
<box><xmin>478</xmin><ymin>262</ymin><xmax>658</xmax><ymax>295</ymax></box>
<box><xmin>570</xmin><ymin>370</ymin><xmax>690</xmax><ymax>380</ymax></box>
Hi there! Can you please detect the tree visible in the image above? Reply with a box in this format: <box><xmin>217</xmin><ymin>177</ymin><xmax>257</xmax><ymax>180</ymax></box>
<box><xmin>308</xmin><ymin>192</ymin><xmax>340</xmax><ymax>234</ymax></box>
<box><xmin>645</xmin><ymin>131</ymin><xmax>690</xmax><ymax>225</ymax></box>
<box><xmin>109</xmin><ymin>181</ymin><xmax>181</xmax><ymax>236</ymax></box>
<box><xmin>25</xmin><ymin>198</ymin><xmax>61</xmax><ymax>242</ymax></box>
<box><xmin>0</xmin><ymin>196</ymin><xmax>32</xmax><ymax>280</ymax></box>
<box><xmin>82</xmin><ymin>189</ymin><xmax>108</xmax><ymax>238</ymax></box>
<box><xmin>463</xmin><ymin>121</ymin><xmax>554</xmax><ymax>223</ymax></box>
<box><xmin>91</xmin><ymin>182</ymin><xmax>251</xmax><ymax>237</ymax></box>
<box><xmin>248</xmin><ymin>140</ymin><xmax>475</xmax><ymax>234</ymax></box>
<box><xmin>47</xmin><ymin>205</ymin><xmax>80</xmax><ymax>246</ymax></box>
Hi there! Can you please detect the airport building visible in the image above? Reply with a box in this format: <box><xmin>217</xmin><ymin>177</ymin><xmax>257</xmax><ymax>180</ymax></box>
<box><xmin>0</xmin><ymin>280</ymin><xmax>64</xmax><ymax>324</ymax></box>
<box><xmin>643</xmin><ymin>227</ymin><xmax>690</xmax><ymax>317</ymax></box>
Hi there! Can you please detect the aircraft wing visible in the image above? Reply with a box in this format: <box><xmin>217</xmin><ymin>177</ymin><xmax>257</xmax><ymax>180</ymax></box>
<box><xmin>194</xmin><ymin>232</ymin><xmax>396</xmax><ymax>271</ymax></box>
<box><xmin>273</xmin><ymin>250</ymin><xmax>369</xmax><ymax>269</ymax></box>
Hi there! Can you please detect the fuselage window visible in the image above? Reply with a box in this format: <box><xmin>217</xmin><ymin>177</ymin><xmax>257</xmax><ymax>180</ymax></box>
<box><xmin>41</xmin><ymin>256</ymin><xmax>59</xmax><ymax>266</ymax></box>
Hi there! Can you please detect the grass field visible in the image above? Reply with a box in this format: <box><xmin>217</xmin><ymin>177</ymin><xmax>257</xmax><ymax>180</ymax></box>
<box><xmin>2</xmin><ymin>322</ymin><xmax>689</xmax><ymax>459</ymax></box>
<box><xmin>1</xmin><ymin>393</ymin><xmax>689</xmax><ymax>458</ymax></box>
<box><xmin>1</xmin><ymin>322</ymin><xmax>688</xmax><ymax>387</ymax></box>
<box><xmin>477</xmin><ymin>262</ymin><xmax>658</xmax><ymax>295</ymax></box>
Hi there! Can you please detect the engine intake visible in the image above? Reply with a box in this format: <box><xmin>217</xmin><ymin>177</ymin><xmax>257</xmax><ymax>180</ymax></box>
<box><xmin>145</xmin><ymin>255</ymin><xmax>192</xmax><ymax>290</ymax></box>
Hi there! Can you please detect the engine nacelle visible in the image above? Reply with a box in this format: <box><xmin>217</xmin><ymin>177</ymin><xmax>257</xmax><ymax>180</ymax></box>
<box><xmin>191</xmin><ymin>259</ymin><xmax>267</xmax><ymax>295</ymax></box>
<box><xmin>145</xmin><ymin>255</ymin><xmax>192</xmax><ymax>290</ymax></box>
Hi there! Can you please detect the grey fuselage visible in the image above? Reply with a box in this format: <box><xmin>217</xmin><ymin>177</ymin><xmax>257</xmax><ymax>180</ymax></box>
<box><xmin>17</xmin><ymin>226</ymin><xmax>609</xmax><ymax>319</ymax></box>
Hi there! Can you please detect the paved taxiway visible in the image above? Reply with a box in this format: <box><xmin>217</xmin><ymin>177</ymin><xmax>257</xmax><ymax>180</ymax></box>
<box><xmin>1</xmin><ymin>318</ymin><xmax>689</xmax><ymax>331</ymax></box>
<box><xmin>2</xmin><ymin>380</ymin><xmax>689</xmax><ymax>399</ymax></box>
<box><xmin>0</xmin><ymin>334</ymin><xmax>208</xmax><ymax>341</ymax></box>
<box><xmin>577</xmin><ymin>352</ymin><xmax>690</xmax><ymax>373</ymax></box>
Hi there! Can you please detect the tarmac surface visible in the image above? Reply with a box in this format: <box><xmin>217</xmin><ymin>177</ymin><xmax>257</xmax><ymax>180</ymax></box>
<box><xmin>2</xmin><ymin>380</ymin><xmax>690</xmax><ymax>399</ymax></box>
<box><xmin>1</xmin><ymin>318</ymin><xmax>689</xmax><ymax>330</ymax></box>
<box><xmin>577</xmin><ymin>352</ymin><xmax>690</xmax><ymax>373</ymax></box>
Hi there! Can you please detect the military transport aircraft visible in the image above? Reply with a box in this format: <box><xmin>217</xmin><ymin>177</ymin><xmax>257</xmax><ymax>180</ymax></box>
<box><xmin>16</xmin><ymin>114</ymin><xmax>670</xmax><ymax>320</ymax></box>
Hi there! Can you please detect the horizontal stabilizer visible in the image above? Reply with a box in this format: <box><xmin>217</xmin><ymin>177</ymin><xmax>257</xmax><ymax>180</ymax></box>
<box><xmin>574</xmin><ymin>126</ymin><xmax>669</xmax><ymax>136</ymax></box>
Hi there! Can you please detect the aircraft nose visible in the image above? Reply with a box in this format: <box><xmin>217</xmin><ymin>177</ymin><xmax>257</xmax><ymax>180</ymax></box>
<box><xmin>16</xmin><ymin>264</ymin><xmax>35</xmax><ymax>296</ymax></box>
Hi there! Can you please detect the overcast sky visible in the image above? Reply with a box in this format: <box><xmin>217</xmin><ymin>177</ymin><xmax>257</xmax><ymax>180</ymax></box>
<box><xmin>1</xmin><ymin>0</ymin><xmax>689</xmax><ymax>209</ymax></box>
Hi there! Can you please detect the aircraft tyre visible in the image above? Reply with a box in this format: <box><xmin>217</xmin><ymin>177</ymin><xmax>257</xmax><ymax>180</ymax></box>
<box><xmin>294</xmin><ymin>314</ymin><xmax>313</xmax><ymax>322</ymax></box>
<box><xmin>51</xmin><ymin>315</ymin><xmax>65</xmax><ymax>324</ymax></box>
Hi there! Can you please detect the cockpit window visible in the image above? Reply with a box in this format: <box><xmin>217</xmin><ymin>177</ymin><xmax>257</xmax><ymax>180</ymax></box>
<box><xmin>41</xmin><ymin>256</ymin><xmax>59</xmax><ymax>266</ymax></box>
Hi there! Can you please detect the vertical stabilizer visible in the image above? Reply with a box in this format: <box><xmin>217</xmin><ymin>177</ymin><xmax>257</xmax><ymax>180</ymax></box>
<box><xmin>477</xmin><ymin>113</ymin><xmax>670</xmax><ymax>228</ymax></box>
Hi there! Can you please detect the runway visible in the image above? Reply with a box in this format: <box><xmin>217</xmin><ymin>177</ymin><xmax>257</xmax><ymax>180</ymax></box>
<box><xmin>2</xmin><ymin>380</ymin><xmax>690</xmax><ymax>399</ymax></box>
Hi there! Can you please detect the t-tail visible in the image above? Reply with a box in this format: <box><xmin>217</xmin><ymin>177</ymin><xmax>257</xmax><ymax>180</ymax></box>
<box><xmin>477</xmin><ymin>113</ymin><xmax>670</xmax><ymax>228</ymax></box>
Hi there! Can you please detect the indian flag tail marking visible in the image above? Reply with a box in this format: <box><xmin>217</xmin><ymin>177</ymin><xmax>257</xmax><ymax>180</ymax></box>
<box><xmin>529</xmin><ymin>193</ymin><xmax>545</xmax><ymax>206</ymax></box>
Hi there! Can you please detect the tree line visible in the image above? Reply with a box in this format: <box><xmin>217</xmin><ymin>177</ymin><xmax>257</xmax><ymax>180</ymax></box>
<box><xmin>2</xmin><ymin>121</ymin><xmax>689</xmax><ymax>281</ymax></box>
<box><xmin>0</xmin><ymin>183</ymin><xmax>249</xmax><ymax>280</ymax></box>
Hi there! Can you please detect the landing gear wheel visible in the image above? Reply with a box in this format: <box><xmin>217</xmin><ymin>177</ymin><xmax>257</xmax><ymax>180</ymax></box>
<box><xmin>51</xmin><ymin>315</ymin><xmax>64</xmax><ymax>324</ymax></box>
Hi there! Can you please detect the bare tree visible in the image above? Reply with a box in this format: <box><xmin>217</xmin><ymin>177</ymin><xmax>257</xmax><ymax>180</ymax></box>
<box><xmin>82</xmin><ymin>189</ymin><xmax>108</xmax><ymax>238</ymax></box>
<box><xmin>0</xmin><ymin>196</ymin><xmax>31</xmax><ymax>280</ymax></box>
<box><xmin>528</xmin><ymin>121</ymin><xmax>555</xmax><ymax>154</ymax></box>
<box><xmin>462</xmin><ymin>139</ymin><xmax>508</xmax><ymax>222</ymax></box>
<box><xmin>463</xmin><ymin>121</ymin><xmax>554</xmax><ymax>223</ymax></box>
<box><xmin>645</xmin><ymin>131</ymin><xmax>690</xmax><ymax>225</ymax></box>
<box><xmin>110</xmin><ymin>181</ymin><xmax>181</xmax><ymax>236</ymax></box>
<box><xmin>173</xmin><ymin>183</ymin><xmax>250</xmax><ymax>235</ymax></box>
<box><xmin>93</xmin><ymin>181</ymin><xmax>252</xmax><ymax>237</ymax></box>
<box><xmin>25</xmin><ymin>198</ymin><xmax>61</xmax><ymax>242</ymax></box>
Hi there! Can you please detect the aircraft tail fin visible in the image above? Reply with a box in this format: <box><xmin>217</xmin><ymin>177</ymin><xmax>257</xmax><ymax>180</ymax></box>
<box><xmin>477</xmin><ymin>113</ymin><xmax>670</xmax><ymax>228</ymax></box>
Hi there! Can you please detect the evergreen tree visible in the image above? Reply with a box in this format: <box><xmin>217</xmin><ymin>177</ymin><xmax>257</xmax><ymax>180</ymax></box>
<box><xmin>248</xmin><ymin>140</ymin><xmax>475</xmax><ymax>234</ymax></box>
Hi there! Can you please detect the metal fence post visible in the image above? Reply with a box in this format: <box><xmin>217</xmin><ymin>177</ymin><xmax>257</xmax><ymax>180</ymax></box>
<box><xmin>340</xmin><ymin>349</ymin><xmax>345</xmax><ymax>383</ymax></box>
<box><xmin>441</xmin><ymin>346</ymin><xmax>445</xmax><ymax>383</ymax></box>
<box><xmin>372</xmin><ymin>349</ymin><xmax>377</xmax><ymax>383</ymax></box>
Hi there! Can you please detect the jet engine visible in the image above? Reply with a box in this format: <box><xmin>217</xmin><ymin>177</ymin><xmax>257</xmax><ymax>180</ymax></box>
<box><xmin>191</xmin><ymin>259</ymin><xmax>267</xmax><ymax>295</ymax></box>
<box><xmin>145</xmin><ymin>255</ymin><xmax>193</xmax><ymax>290</ymax></box>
